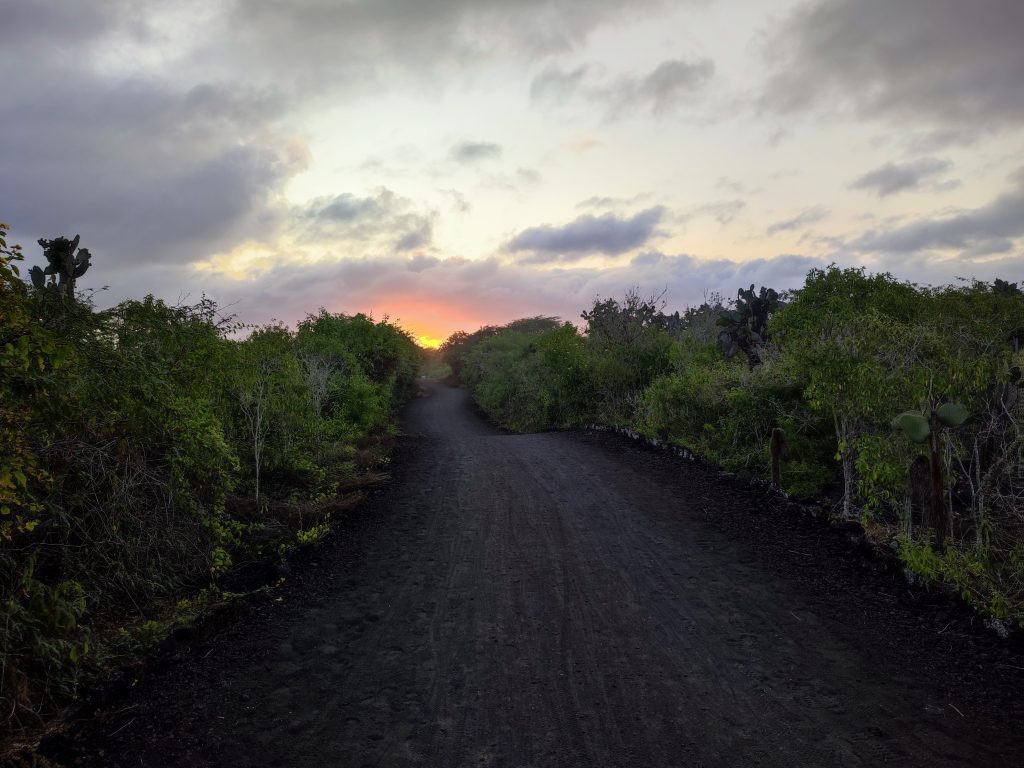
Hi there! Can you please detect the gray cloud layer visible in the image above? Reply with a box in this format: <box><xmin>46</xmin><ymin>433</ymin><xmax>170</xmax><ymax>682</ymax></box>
<box><xmin>762</xmin><ymin>0</ymin><xmax>1024</xmax><ymax>136</ymax></box>
<box><xmin>601</xmin><ymin>58</ymin><xmax>714</xmax><ymax>115</ymax></box>
<box><xmin>1</xmin><ymin>1</ymin><xmax>305</xmax><ymax>270</ymax></box>
<box><xmin>849</xmin><ymin>158</ymin><xmax>953</xmax><ymax>197</ymax></box>
<box><xmin>531</xmin><ymin>57</ymin><xmax>714</xmax><ymax>116</ymax></box>
<box><xmin>766</xmin><ymin>206</ymin><xmax>829</xmax><ymax>235</ymax></box>
<box><xmin>4</xmin><ymin>0</ymin><xmax>1018</xmax><ymax>336</ymax></box>
<box><xmin>683</xmin><ymin>200</ymin><xmax>746</xmax><ymax>226</ymax></box>
<box><xmin>300</xmin><ymin>189</ymin><xmax>435</xmax><ymax>253</ymax></box>
<box><xmin>506</xmin><ymin>207</ymin><xmax>666</xmax><ymax>262</ymax></box>
<box><xmin>224</xmin><ymin>0</ymin><xmax>675</xmax><ymax>89</ymax></box>
<box><xmin>203</xmin><ymin>249</ymin><xmax>827</xmax><ymax>334</ymax></box>
<box><xmin>0</xmin><ymin>0</ymin><xmax>671</xmax><ymax>276</ymax></box>
<box><xmin>449</xmin><ymin>141</ymin><xmax>503</xmax><ymax>164</ymax></box>
<box><xmin>850</xmin><ymin>169</ymin><xmax>1024</xmax><ymax>257</ymax></box>
<box><xmin>530</xmin><ymin>65</ymin><xmax>589</xmax><ymax>103</ymax></box>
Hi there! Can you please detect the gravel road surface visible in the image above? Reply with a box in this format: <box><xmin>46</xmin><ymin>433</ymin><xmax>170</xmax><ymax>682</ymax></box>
<box><xmin>61</xmin><ymin>381</ymin><xmax>1024</xmax><ymax>767</ymax></box>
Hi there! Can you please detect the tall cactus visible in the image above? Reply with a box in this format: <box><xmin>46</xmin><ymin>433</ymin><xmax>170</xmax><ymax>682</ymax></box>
<box><xmin>716</xmin><ymin>284</ymin><xmax>782</xmax><ymax>369</ymax></box>
<box><xmin>29</xmin><ymin>235</ymin><xmax>91</xmax><ymax>300</ymax></box>
<box><xmin>892</xmin><ymin>403</ymin><xmax>969</xmax><ymax>548</ymax></box>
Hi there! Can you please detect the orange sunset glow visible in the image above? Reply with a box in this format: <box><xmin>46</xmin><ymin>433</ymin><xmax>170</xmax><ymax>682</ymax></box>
<box><xmin>3</xmin><ymin>0</ymin><xmax>1021</xmax><ymax>348</ymax></box>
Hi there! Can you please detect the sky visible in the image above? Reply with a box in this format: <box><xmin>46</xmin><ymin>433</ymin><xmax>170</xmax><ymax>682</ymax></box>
<box><xmin>2</xmin><ymin>0</ymin><xmax>1023</xmax><ymax>347</ymax></box>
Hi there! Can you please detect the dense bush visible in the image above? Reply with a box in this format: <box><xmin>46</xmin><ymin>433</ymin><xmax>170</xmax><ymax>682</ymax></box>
<box><xmin>445</xmin><ymin>269</ymin><xmax>1024</xmax><ymax>623</ymax></box>
<box><xmin>0</xmin><ymin>226</ymin><xmax>421</xmax><ymax>727</ymax></box>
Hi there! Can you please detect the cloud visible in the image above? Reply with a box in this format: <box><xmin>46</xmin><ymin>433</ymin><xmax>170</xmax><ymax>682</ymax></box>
<box><xmin>449</xmin><ymin>141</ymin><xmax>503</xmax><ymax>164</ymax></box>
<box><xmin>683</xmin><ymin>200</ymin><xmax>746</xmax><ymax>226</ymax></box>
<box><xmin>530</xmin><ymin>65</ymin><xmax>588</xmax><ymax>103</ymax></box>
<box><xmin>766</xmin><ymin>206</ymin><xmax>829</xmax><ymax>235</ymax></box>
<box><xmin>849</xmin><ymin>158</ymin><xmax>954</xmax><ymax>197</ymax></box>
<box><xmin>0</xmin><ymin>0</ymin><xmax>124</xmax><ymax>48</ymax></box>
<box><xmin>761</xmin><ymin>0</ymin><xmax>1024</xmax><ymax>136</ymax></box>
<box><xmin>298</xmin><ymin>188</ymin><xmax>435</xmax><ymax>252</ymax></box>
<box><xmin>715</xmin><ymin>177</ymin><xmax>748</xmax><ymax>194</ymax></box>
<box><xmin>197</xmin><ymin>248</ymin><xmax>828</xmax><ymax>340</ymax></box>
<box><xmin>576</xmin><ymin>193</ymin><xmax>650</xmax><ymax>210</ymax></box>
<box><xmin>406</xmin><ymin>254</ymin><xmax>440</xmax><ymax>272</ymax></box>
<box><xmin>395</xmin><ymin>225</ymin><xmax>432</xmax><ymax>252</ymax></box>
<box><xmin>531</xmin><ymin>57</ymin><xmax>714</xmax><ymax>116</ymax></box>
<box><xmin>184</xmin><ymin>188</ymin><xmax>436</xmax><ymax>277</ymax></box>
<box><xmin>478</xmin><ymin>167</ymin><xmax>543</xmax><ymax>194</ymax></box>
<box><xmin>630</xmin><ymin>251</ymin><xmax>666</xmax><ymax>267</ymax></box>
<box><xmin>0</xmin><ymin>0</ymin><xmax>677</xmax><ymax>274</ymax></box>
<box><xmin>439</xmin><ymin>188</ymin><xmax>471</xmax><ymax>213</ymax></box>
<box><xmin>1</xmin><ymin>68</ymin><xmax>303</xmax><ymax>270</ymax></box>
<box><xmin>219</xmin><ymin>0</ymin><xmax>676</xmax><ymax>92</ymax></box>
<box><xmin>506</xmin><ymin>207</ymin><xmax>666</xmax><ymax>262</ymax></box>
<box><xmin>0</xmin><ymin>1</ymin><xmax>312</xmax><ymax>275</ymax></box>
<box><xmin>516</xmin><ymin>168</ymin><xmax>542</xmax><ymax>186</ymax></box>
<box><xmin>848</xmin><ymin>169</ymin><xmax>1024</xmax><ymax>256</ymax></box>
<box><xmin>605</xmin><ymin>58</ymin><xmax>715</xmax><ymax>115</ymax></box>
<box><xmin>111</xmin><ymin>234</ymin><xmax>1021</xmax><ymax>345</ymax></box>
<box><xmin>904</xmin><ymin>127</ymin><xmax>981</xmax><ymax>153</ymax></box>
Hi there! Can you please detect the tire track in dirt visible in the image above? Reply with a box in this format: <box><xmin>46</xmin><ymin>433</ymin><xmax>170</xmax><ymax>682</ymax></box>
<box><xmin>61</xmin><ymin>381</ymin><xmax>1023</xmax><ymax>767</ymax></box>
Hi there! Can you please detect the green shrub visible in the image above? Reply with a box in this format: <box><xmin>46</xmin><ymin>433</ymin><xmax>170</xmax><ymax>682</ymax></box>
<box><xmin>1</xmin><ymin>226</ymin><xmax>422</xmax><ymax>727</ymax></box>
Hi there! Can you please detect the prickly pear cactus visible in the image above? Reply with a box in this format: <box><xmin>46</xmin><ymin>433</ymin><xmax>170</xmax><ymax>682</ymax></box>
<box><xmin>33</xmin><ymin>234</ymin><xmax>91</xmax><ymax>299</ymax></box>
<box><xmin>935</xmin><ymin>402</ymin><xmax>969</xmax><ymax>428</ymax></box>
<box><xmin>892</xmin><ymin>411</ymin><xmax>931</xmax><ymax>443</ymax></box>
<box><xmin>892</xmin><ymin>403</ymin><xmax>969</xmax><ymax>442</ymax></box>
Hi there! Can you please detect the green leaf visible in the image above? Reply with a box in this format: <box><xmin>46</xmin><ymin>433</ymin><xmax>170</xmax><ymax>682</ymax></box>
<box><xmin>893</xmin><ymin>411</ymin><xmax>930</xmax><ymax>443</ymax></box>
<box><xmin>936</xmin><ymin>402</ymin><xmax>969</xmax><ymax>428</ymax></box>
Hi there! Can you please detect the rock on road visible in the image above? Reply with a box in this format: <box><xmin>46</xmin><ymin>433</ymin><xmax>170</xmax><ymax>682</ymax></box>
<box><xmin>69</xmin><ymin>381</ymin><xmax>1023</xmax><ymax>767</ymax></box>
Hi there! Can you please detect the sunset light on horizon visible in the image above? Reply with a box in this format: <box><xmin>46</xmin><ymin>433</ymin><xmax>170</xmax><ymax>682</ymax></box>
<box><xmin>4</xmin><ymin>0</ymin><xmax>1023</xmax><ymax>343</ymax></box>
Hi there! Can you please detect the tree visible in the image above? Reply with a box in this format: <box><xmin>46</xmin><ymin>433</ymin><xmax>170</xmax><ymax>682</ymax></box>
<box><xmin>893</xmin><ymin>404</ymin><xmax>970</xmax><ymax>547</ymax></box>
<box><xmin>773</xmin><ymin>267</ymin><xmax>921</xmax><ymax>518</ymax></box>
<box><xmin>0</xmin><ymin>223</ymin><xmax>61</xmax><ymax>541</ymax></box>
<box><xmin>581</xmin><ymin>290</ymin><xmax>674</xmax><ymax>421</ymax></box>
<box><xmin>298</xmin><ymin>351</ymin><xmax>338</xmax><ymax>456</ymax></box>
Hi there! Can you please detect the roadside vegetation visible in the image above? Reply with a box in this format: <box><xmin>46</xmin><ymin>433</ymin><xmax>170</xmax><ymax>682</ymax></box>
<box><xmin>442</xmin><ymin>269</ymin><xmax>1024</xmax><ymax>625</ymax></box>
<box><xmin>1</xmin><ymin>225</ymin><xmax>421</xmax><ymax>731</ymax></box>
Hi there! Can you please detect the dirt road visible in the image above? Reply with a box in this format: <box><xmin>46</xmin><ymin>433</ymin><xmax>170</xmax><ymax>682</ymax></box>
<box><xmin>63</xmin><ymin>382</ymin><xmax>1023</xmax><ymax>767</ymax></box>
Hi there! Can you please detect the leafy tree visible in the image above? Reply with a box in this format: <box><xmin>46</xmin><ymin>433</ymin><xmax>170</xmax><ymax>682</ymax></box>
<box><xmin>772</xmin><ymin>267</ymin><xmax>921</xmax><ymax>517</ymax></box>
<box><xmin>893</xmin><ymin>404</ymin><xmax>970</xmax><ymax>547</ymax></box>
<box><xmin>582</xmin><ymin>290</ymin><xmax>674</xmax><ymax>422</ymax></box>
<box><xmin>2</xmin><ymin>225</ymin><xmax>423</xmax><ymax>727</ymax></box>
<box><xmin>0</xmin><ymin>223</ymin><xmax>62</xmax><ymax>541</ymax></box>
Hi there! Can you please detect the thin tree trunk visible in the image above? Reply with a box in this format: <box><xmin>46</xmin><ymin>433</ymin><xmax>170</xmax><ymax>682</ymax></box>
<box><xmin>254</xmin><ymin>438</ymin><xmax>261</xmax><ymax>507</ymax></box>
<box><xmin>834</xmin><ymin>413</ymin><xmax>855</xmax><ymax>518</ymax></box>
<box><xmin>974</xmin><ymin>438</ymin><xmax>984</xmax><ymax>548</ymax></box>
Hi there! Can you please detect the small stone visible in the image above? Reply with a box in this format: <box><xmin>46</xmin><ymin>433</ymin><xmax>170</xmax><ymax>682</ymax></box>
<box><xmin>985</xmin><ymin>617</ymin><xmax>1011</xmax><ymax>640</ymax></box>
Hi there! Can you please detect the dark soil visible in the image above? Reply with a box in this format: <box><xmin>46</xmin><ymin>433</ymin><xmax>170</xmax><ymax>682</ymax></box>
<box><xmin>33</xmin><ymin>382</ymin><xmax>1024</xmax><ymax>767</ymax></box>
